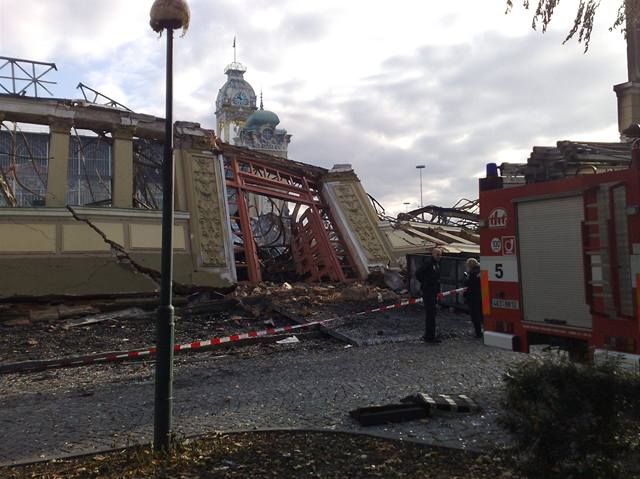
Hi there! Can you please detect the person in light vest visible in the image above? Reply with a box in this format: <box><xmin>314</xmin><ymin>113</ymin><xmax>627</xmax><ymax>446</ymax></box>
<box><xmin>463</xmin><ymin>257</ymin><xmax>483</xmax><ymax>338</ymax></box>
<box><xmin>415</xmin><ymin>246</ymin><xmax>443</xmax><ymax>343</ymax></box>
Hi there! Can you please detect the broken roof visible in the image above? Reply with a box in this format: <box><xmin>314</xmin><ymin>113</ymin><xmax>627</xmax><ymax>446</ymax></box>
<box><xmin>0</xmin><ymin>93</ymin><xmax>165</xmax><ymax>140</ymax></box>
<box><xmin>215</xmin><ymin>142</ymin><xmax>328</xmax><ymax>181</ymax></box>
<box><xmin>501</xmin><ymin>140</ymin><xmax>632</xmax><ymax>183</ymax></box>
<box><xmin>380</xmin><ymin>221</ymin><xmax>479</xmax><ymax>258</ymax></box>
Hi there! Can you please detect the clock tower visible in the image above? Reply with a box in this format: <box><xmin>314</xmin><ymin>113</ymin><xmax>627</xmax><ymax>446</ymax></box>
<box><xmin>215</xmin><ymin>61</ymin><xmax>257</xmax><ymax>142</ymax></box>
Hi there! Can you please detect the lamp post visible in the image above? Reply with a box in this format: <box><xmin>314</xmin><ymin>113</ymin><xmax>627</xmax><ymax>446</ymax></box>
<box><xmin>416</xmin><ymin>164</ymin><xmax>425</xmax><ymax>219</ymax></box>
<box><xmin>149</xmin><ymin>0</ymin><xmax>190</xmax><ymax>452</ymax></box>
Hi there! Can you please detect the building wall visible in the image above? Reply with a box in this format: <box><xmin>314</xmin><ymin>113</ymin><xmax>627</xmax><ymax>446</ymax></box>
<box><xmin>176</xmin><ymin>125</ymin><xmax>237</xmax><ymax>285</ymax></box>
<box><xmin>0</xmin><ymin>99</ymin><xmax>236</xmax><ymax>298</ymax></box>
<box><xmin>0</xmin><ymin>207</ymin><xmax>205</xmax><ymax>296</ymax></box>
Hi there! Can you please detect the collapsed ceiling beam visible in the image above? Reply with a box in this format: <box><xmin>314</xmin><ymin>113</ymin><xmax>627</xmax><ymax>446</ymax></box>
<box><xmin>0</xmin><ymin>94</ymin><xmax>165</xmax><ymax>141</ymax></box>
<box><xmin>397</xmin><ymin>204</ymin><xmax>480</xmax><ymax>223</ymax></box>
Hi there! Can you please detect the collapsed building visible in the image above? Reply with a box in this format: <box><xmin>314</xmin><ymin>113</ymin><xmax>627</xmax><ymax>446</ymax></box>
<box><xmin>0</xmin><ymin>54</ymin><xmax>482</xmax><ymax>299</ymax></box>
<box><xmin>0</xmin><ymin>56</ymin><xmax>398</xmax><ymax>297</ymax></box>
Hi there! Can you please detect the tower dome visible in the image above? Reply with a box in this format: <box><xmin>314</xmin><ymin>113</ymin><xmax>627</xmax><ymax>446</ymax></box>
<box><xmin>236</xmin><ymin>94</ymin><xmax>291</xmax><ymax>159</ymax></box>
<box><xmin>244</xmin><ymin>109</ymin><xmax>280</xmax><ymax>130</ymax></box>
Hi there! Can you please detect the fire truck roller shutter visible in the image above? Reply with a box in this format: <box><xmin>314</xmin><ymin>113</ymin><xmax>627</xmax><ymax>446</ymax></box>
<box><xmin>517</xmin><ymin>195</ymin><xmax>592</xmax><ymax>329</ymax></box>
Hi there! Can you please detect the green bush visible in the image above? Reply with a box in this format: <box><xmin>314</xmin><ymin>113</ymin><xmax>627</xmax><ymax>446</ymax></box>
<box><xmin>501</xmin><ymin>355</ymin><xmax>640</xmax><ymax>479</ymax></box>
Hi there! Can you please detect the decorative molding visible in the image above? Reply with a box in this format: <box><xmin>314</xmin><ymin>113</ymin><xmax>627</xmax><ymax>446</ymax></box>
<box><xmin>332</xmin><ymin>183</ymin><xmax>388</xmax><ymax>262</ymax></box>
<box><xmin>0</xmin><ymin>207</ymin><xmax>190</xmax><ymax>219</ymax></box>
<box><xmin>236</xmin><ymin>126</ymin><xmax>291</xmax><ymax>157</ymax></box>
<box><xmin>191</xmin><ymin>154</ymin><xmax>227</xmax><ymax>267</ymax></box>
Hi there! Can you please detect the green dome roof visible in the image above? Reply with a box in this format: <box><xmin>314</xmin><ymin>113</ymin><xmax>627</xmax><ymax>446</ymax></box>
<box><xmin>244</xmin><ymin>109</ymin><xmax>280</xmax><ymax>130</ymax></box>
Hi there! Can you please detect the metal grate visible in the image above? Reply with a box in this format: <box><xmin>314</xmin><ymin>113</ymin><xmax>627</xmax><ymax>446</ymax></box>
<box><xmin>0</xmin><ymin>56</ymin><xmax>57</xmax><ymax>97</ymax></box>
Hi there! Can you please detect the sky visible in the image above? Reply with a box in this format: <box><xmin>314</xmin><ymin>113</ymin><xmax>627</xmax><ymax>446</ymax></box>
<box><xmin>0</xmin><ymin>0</ymin><xmax>630</xmax><ymax>215</ymax></box>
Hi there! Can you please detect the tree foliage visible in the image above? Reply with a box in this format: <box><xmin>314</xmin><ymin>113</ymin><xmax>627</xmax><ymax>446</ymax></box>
<box><xmin>506</xmin><ymin>0</ymin><xmax>640</xmax><ymax>51</ymax></box>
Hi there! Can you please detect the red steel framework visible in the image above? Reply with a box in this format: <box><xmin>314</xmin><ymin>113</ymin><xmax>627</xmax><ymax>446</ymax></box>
<box><xmin>221</xmin><ymin>147</ymin><xmax>357</xmax><ymax>283</ymax></box>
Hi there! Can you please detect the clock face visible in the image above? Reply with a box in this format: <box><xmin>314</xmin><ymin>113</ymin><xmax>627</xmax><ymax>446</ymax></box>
<box><xmin>262</xmin><ymin>128</ymin><xmax>273</xmax><ymax>140</ymax></box>
<box><xmin>232</xmin><ymin>91</ymin><xmax>249</xmax><ymax>106</ymax></box>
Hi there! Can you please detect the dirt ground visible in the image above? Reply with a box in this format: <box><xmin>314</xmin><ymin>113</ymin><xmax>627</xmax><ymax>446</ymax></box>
<box><xmin>2</xmin><ymin>430</ymin><xmax>517</xmax><ymax>479</ymax></box>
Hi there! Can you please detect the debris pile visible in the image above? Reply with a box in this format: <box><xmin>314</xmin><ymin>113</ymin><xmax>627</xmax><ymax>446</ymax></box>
<box><xmin>232</xmin><ymin>280</ymin><xmax>401</xmax><ymax>318</ymax></box>
<box><xmin>0</xmin><ymin>279</ymin><xmax>405</xmax><ymax>365</ymax></box>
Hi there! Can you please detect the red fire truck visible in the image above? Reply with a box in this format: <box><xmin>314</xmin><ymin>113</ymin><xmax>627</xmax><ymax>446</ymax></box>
<box><xmin>479</xmin><ymin>144</ymin><xmax>640</xmax><ymax>364</ymax></box>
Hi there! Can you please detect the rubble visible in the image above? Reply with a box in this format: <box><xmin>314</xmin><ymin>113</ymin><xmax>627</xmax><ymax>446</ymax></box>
<box><xmin>0</xmin><ymin>277</ymin><xmax>405</xmax><ymax>365</ymax></box>
<box><xmin>3</xmin><ymin>319</ymin><xmax>31</xmax><ymax>327</ymax></box>
<box><xmin>28</xmin><ymin>309</ymin><xmax>59</xmax><ymax>323</ymax></box>
<box><xmin>350</xmin><ymin>392</ymin><xmax>480</xmax><ymax>427</ymax></box>
<box><xmin>57</xmin><ymin>305</ymin><xmax>100</xmax><ymax>319</ymax></box>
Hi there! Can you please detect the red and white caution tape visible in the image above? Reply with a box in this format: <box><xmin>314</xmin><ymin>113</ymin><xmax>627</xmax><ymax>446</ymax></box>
<box><xmin>0</xmin><ymin>287</ymin><xmax>467</xmax><ymax>374</ymax></box>
<box><xmin>363</xmin><ymin>287</ymin><xmax>466</xmax><ymax>314</ymax></box>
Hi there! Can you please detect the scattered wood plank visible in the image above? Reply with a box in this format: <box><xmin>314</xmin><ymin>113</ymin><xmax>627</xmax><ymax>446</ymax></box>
<box><xmin>178</xmin><ymin>298</ymin><xmax>240</xmax><ymax>316</ymax></box>
<box><xmin>270</xmin><ymin>305</ymin><xmax>357</xmax><ymax>346</ymax></box>
<box><xmin>64</xmin><ymin>308</ymin><xmax>151</xmax><ymax>328</ymax></box>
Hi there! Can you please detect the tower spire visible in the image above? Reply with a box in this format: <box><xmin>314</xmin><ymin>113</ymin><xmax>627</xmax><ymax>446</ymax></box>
<box><xmin>260</xmin><ymin>89</ymin><xmax>264</xmax><ymax>110</ymax></box>
<box><xmin>233</xmin><ymin>35</ymin><xmax>237</xmax><ymax>63</ymax></box>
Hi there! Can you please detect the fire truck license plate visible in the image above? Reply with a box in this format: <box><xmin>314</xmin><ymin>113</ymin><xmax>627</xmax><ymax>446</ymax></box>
<box><xmin>490</xmin><ymin>298</ymin><xmax>520</xmax><ymax>309</ymax></box>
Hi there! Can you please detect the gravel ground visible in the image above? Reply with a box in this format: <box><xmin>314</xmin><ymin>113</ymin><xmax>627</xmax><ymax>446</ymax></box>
<box><xmin>326</xmin><ymin>305</ymin><xmax>477</xmax><ymax>345</ymax></box>
<box><xmin>0</xmin><ymin>303</ymin><xmax>524</xmax><ymax>466</ymax></box>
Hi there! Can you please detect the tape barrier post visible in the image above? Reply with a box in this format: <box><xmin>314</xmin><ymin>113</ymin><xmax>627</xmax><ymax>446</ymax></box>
<box><xmin>0</xmin><ymin>287</ymin><xmax>468</xmax><ymax>374</ymax></box>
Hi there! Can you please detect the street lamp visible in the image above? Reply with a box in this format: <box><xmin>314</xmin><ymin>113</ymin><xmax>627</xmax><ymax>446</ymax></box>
<box><xmin>403</xmin><ymin>201</ymin><xmax>411</xmax><ymax>213</ymax></box>
<box><xmin>149</xmin><ymin>0</ymin><xmax>190</xmax><ymax>452</ymax></box>
<box><xmin>416</xmin><ymin>165</ymin><xmax>425</xmax><ymax>219</ymax></box>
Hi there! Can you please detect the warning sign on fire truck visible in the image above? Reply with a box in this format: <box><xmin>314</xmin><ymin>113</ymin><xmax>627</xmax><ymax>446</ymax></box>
<box><xmin>502</xmin><ymin>236</ymin><xmax>516</xmax><ymax>255</ymax></box>
<box><xmin>490</xmin><ymin>238</ymin><xmax>502</xmax><ymax>253</ymax></box>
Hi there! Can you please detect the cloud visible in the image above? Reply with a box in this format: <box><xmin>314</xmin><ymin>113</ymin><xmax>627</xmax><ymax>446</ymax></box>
<box><xmin>0</xmin><ymin>0</ymin><xmax>629</xmax><ymax>217</ymax></box>
<box><xmin>285</xmin><ymin>30</ymin><xmax>626</xmax><ymax>214</ymax></box>
<box><xmin>278</xmin><ymin>12</ymin><xmax>330</xmax><ymax>43</ymax></box>
<box><xmin>0</xmin><ymin>0</ymin><xmax>149</xmax><ymax>63</ymax></box>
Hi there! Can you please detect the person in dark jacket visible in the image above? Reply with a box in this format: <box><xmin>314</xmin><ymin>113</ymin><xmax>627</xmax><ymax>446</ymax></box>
<box><xmin>415</xmin><ymin>247</ymin><xmax>442</xmax><ymax>343</ymax></box>
<box><xmin>463</xmin><ymin>257</ymin><xmax>483</xmax><ymax>338</ymax></box>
